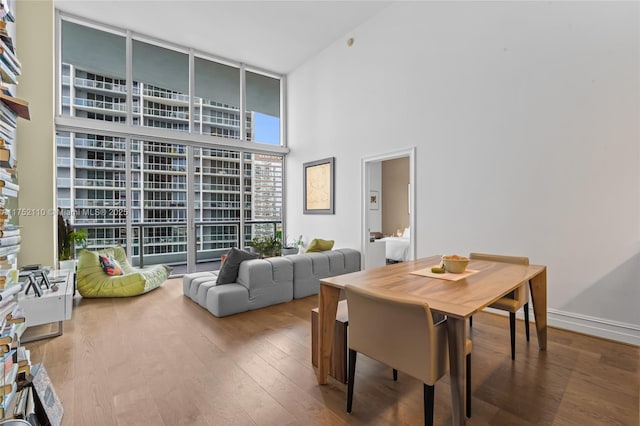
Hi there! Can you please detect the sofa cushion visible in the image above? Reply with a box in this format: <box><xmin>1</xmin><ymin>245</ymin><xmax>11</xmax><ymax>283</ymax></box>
<box><xmin>288</xmin><ymin>248</ymin><xmax>361</xmax><ymax>299</ymax></box>
<box><xmin>205</xmin><ymin>284</ymin><xmax>250</xmax><ymax>318</ymax></box>
<box><xmin>336</xmin><ymin>248</ymin><xmax>361</xmax><ymax>273</ymax></box>
<box><xmin>183</xmin><ymin>271</ymin><xmax>218</xmax><ymax>300</ymax></box>
<box><xmin>237</xmin><ymin>257</ymin><xmax>294</xmax><ymax>304</ymax></box>
<box><xmin>306</xmin><ymin>238</ymin><xmax>334</xmax><ymax>253</ymax></box>
<box><xmin>289</xmin><ymin>252</ymin><xmax>331</xmax><ymax>299</ymax></box>
<box><xmin>217</xmin><ymin>248</ymin><xmax>258</xmax><ymax>285</ymax></box>
<box><xmin>326</xmin><ymin>250</ymin><xmax>348</xmax><ymax>276</ymax></box>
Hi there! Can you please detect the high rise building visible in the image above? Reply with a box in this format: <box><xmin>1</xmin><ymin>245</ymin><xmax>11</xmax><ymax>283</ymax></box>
<box><xmin>57</xmin><ymin>63</ymin><xmax>283</xmax><ymax>267</ymax></box>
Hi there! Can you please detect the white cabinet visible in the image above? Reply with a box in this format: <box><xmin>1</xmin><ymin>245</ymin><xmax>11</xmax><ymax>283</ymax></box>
<box><xmin>18</xmin><ymin>270</ymin><xmax>74</xmax><ymax>342</ymax></box>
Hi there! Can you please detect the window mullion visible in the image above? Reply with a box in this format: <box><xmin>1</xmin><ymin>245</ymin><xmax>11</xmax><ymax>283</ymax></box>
<box><xmin>125</xmin><ymin>30</ymin><xmax>133</xmax><ymax>263</ymax></box>
<box><xmin>240</xmin><ymin>63</ymin><xmax>246</xmax><ymax>142</ymax></box>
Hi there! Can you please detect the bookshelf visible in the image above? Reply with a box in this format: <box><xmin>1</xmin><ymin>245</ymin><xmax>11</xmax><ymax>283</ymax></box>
<box><xmin>0</xmin><ymin>268</ymin><xmax>69</xmax><ymax>423</ymax></box>
<box><xmin>0</xmin><ymin>282</ymin><xmax>28</xmax><ymax>420</ymax></box>
<box><xmin>0</xmin><ymin>0</ymin><xmax>15</xmax><ymax>417</ymax></box>
<box><xmin>0</xmin><ymin>0</ymin><xmax>39</xmax><ymax>422</ymax></box>
<box><xmin>0</xmin><ymin>0</ymin><xmax>27</xmax><ymax>295</ymax></box>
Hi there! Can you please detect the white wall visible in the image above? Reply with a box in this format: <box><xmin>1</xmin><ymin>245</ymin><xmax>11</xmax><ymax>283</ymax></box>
<box><xmin>286</xmin><ymin>2</ymin><xmax>639</xmax><ymax>343</ymax></box>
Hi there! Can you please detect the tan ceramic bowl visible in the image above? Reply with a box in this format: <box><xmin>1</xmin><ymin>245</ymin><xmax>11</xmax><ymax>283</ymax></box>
<box><xmin>442</xmin><ymin>256</ymin><xmax>469</xmax><ymax>274</ymax></box>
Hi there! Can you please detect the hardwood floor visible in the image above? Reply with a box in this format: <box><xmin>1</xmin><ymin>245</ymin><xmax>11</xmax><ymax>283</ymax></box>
<box><xmin>24</xmin><ymin>278</ymin><xmax>639</xmax><ymax>425</ymax></box>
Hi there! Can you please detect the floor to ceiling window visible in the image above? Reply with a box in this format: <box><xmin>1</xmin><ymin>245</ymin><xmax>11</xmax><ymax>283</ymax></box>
<box><xmin>56</xmin><ymin>15</ymin><xmax>287</xmax><ymax>273</ymax></box>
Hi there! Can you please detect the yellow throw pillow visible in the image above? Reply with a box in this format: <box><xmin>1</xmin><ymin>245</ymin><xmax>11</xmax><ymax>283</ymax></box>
<box><xmin>306</xmin><ymin>238</ymin><xmax>334</xmax><ymax>253</ymax></box>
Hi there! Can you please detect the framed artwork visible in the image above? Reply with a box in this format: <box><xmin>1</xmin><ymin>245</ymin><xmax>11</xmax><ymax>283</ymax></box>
<box><xmin>369</xmin><ymin>190</ymin><xmax>379</xmax><ymax>210</ymax></box>
<box><xmin>303</xmin><ymin>157</ymin><xmax>335</xmax><ymax>214</ymax></box>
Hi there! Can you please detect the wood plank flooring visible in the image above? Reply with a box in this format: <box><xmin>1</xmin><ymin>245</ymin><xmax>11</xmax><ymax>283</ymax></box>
<box><xmin>24</xmin><ymin>278</ymin><xmax>639</xmax><ymax>425</ymax></box>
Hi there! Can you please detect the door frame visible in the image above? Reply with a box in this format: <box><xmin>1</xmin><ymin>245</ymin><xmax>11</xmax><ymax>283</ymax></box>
<box><xmin>361</xmin><ymin>147</ymin><xmax>416</xmax><ymax>267</ymax></box>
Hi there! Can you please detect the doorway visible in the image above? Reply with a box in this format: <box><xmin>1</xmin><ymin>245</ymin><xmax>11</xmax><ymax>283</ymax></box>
<box><xmin>361</xmin><ymin>147</ymin><xmax>416</xmax><ymax>268</ymax></box>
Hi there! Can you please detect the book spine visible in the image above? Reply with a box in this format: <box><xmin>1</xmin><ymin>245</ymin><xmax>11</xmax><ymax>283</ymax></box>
<box><xmin>1</xmin><ymin>348</ymin><xmax>13</xmax><ymax>375</ymax></box>
<box><xmin>12</xmin><ymin>386</ymin><xmax>26</xmax><ymax>418</ymax></box>
<box><xmin>0</xmin><ymin>235</ymin><xmax>19</xmax><ymax>246</ymax></box>
<box><xmin>0</xmin><ymin>100</ymin><xmax>16</xmax><ymax>126</ymax></box>
<box><xmin>0</xmin><ymin>58</ymin><xmax>16</xmax><ymax>84</ymax></box>
<box><xmin>0</xmin><ymin>244</ymin><xmax>19</xmax><ymax>257</ymax></box>
<box><xmin>0</xmin><ymin>178</ymin><xmax>17</xmax><ymax>191</ymax></box>
<box><xmin>0</xmin><ymin>299</ymin><xmax>16</xmax><ymax>320</ymax></box>
<box><xmin>0</xmin><ymin>363</ymin><xmax>17</xmax><ymax>388</ymax></box>
<box><xmin>0</xmin><ymin>186</ymin><xmax>16</xmax><ymax>197</ymax></box>
<box><xmin>0</xmin><ymin>45</ymin><xmax>20</xmax><ymax>75</ymax></box>
<box><xmin>0</xmin><ymin>380</ymin><xmax>17</xmax><ymax>416</ymax></box>
<box><xmin>0</xmin><ymin>229</ymin><xmax>18</xmax><ymax>238</ymax></box>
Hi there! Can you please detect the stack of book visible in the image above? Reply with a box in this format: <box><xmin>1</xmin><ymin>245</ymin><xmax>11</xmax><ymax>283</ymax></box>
<box><xmin>0</xmin><ymin>5</ymin><xmax>52</xmax><ymax>425</ymax></box>
<box><xmin>0</xmin><ymin>345</ymin><xmax>33</xmax><ymax>421</ymax></box>
<box><xmin>0</xmin><ymin>0</ymin><xmax>28</xmax><ymax>303</ymax></box>
<box><xmin>0</xmin><ymin>3</ymin><xmax>31</xmax><ymax>420</ymax></box>
<box><xmin>11</xmin><ymin>344</ymin><xmax>33</xmax><ymax>422</ymax></box>
<box><xmin>0</xmin><ymin>348</ymin><xmax>16</xmax><ymax>418</ymax></box>
<box><xmin>0</xmin><ymin>279</ymin><xmax>26</xmax><ymax>418</ymax></box>
<box><xmin>0</xmin><ymin>1</ymin><xmax>13</xmax><ymax>25</ymax></box>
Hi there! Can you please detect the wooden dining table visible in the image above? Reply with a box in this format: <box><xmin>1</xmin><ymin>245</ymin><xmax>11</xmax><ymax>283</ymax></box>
<box><xmin>317</xmin><ymin>255</ymin><xmax>547</xmax><ymax>426</ymax></box>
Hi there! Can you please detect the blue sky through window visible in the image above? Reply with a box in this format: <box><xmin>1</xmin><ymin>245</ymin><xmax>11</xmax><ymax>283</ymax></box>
<box><xmin>254</xmin><ymin>113</ymin><xmax>280</xmax><ymax>145</ymax></box>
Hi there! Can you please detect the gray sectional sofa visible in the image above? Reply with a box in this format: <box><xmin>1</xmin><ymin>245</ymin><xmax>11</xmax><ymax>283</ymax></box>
<box><xmin>183</xmin><ymin>248</ymin><xmax>361</xmax><ymax>317</ymax></box>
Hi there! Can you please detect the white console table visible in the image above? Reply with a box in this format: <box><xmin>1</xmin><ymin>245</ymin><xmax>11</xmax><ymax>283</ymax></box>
<box><xmin>18</xmin><ymin>270</ymin><xmax>74</xmax><ymax>343</ymax></box>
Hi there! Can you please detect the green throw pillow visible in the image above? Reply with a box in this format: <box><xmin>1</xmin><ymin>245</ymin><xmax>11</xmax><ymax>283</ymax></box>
<box><xmin>305</xmin><ymin>238</ymin><xmax>334</xmax><ymax>253</ymax></box>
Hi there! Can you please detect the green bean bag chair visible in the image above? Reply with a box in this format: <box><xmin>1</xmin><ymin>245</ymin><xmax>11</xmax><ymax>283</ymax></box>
<box><xmin>76</xmin><ymin>246</ymin><xmax>171</xmax><ymax>298</ymax></box>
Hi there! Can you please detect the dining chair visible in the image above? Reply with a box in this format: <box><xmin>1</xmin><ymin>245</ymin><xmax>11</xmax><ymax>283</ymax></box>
<box><xmin>468</xmin><ymin>252</ymin><xmax>530</xmax><ymax>360</ymax></box>
<box><xmin>344</xmin><ymin>284</ymin><xmax>472</xmax><ymax>425</ymax></box>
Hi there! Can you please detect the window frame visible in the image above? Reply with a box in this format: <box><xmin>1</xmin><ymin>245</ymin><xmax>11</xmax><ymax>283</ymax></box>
<box><xmin>55</xmin><ymin>12</ymin><xmax>289</xmax><ymax>272</ymax></box>
<box><xmin>56</xmin><ymin>11</ymin><xmax>288</xmax><ymax>152</ymax></box>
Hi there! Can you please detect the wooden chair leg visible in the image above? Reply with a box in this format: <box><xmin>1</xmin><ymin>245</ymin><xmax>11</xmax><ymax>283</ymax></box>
<box><xmin>424</xmin><ymin>384</ymin><xmax>435</xmax><ymax>426</ymax></box>
<box><xmin>466</xmin><ymin>353</ymin><xmax>471</xmax><ymax>418</ymax></box>
<box><xmin>524</xmin><ymin>302</ymin><xmax>530</xmax><ymax>342</ymax></box>
<box><xmin>393</xmin><ymin>368</ymin><xmax>398</xmax><ymax>381</ymax></box>
<box><xmin>347</xmin><ymin>349</ymin><xmax>357</xmax><ymax>413</ymax></box>
<box><xmin>509</xmin><ymin>312</ymin><xmax>516</xmax><ymax>360</ymax></box>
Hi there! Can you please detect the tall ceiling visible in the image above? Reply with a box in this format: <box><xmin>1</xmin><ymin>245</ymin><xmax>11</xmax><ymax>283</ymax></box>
<box><xmin>54</xmin><ymin>0</ymin><xmax>393</xmax><ymax>75</ymax></box>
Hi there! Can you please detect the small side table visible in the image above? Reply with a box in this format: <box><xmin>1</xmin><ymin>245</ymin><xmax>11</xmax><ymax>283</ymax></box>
<box><xmin>311</xmin><ymin>300</ymin><xmax>349</xmax><ymax>383</ymax></box>
<box><xmin>17</xmin><ymin>270</ymin><xmax>74</xmax><ymax>343</ymax></box>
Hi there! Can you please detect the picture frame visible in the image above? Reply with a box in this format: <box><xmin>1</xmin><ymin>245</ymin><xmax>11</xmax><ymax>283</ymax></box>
<box><xmin>369</xmin><ymin>190</ymin><xmax>379</xmax><ymax>210</ymax></box>
<box><xmin>303</xmin><ymin>157</ymin><xmax>335</xmax><ymax>214</ymax></box>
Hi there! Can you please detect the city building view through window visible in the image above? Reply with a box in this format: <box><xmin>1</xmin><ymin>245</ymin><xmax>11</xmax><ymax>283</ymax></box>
<box><xmin>57</xmin><ymin>18</ymin><xmax>284</xmax><ymax>272</ymax></box>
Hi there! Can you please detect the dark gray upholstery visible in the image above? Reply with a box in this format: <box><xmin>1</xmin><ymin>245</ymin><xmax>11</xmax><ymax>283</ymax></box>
<box><xmin>216</xmin><ymin>248</ymin><xmax>258</xmax><ymax>284</ymax></box>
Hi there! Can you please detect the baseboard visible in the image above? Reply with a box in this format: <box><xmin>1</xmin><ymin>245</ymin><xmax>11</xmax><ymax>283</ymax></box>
<box><xmin>483</xmin><ymin>307</ymin><xmax>640</xmax><ymax>346</ymax></box>
<box><xmin>546</xmin><ymin>309</ymin><xmax>639</xmax><ymax>346</ymax></box>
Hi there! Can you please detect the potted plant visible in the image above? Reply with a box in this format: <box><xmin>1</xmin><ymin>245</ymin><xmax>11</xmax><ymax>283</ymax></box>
<box><xmin>248</xmin><ymin>235</ymin><xmax>281</xmax><ymax>258</ymax></box>
<box><xmin>57</xmin><ymin>209</ymin><xmax>88</xmax><ymax>269</ymax></box>
<box><xmin>280</xmin><ymin>234</ymin><xmax>304</xmax><ymax>255</ymax></box>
